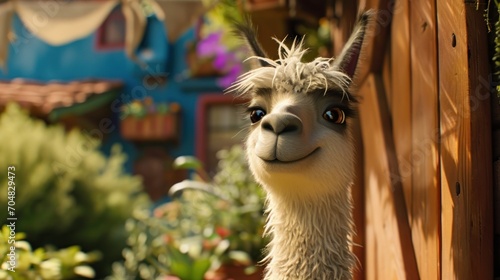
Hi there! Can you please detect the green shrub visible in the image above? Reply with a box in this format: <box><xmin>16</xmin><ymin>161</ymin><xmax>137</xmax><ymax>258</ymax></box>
<box><xmin>107</xmin><ymin>207</ymin><xmax>223</xmax><ymax>280</ymax></box>
<box><xmin>0</xmin><ymin>226</ymin><xmax>99</xmax><ymax>280</ymax></box>
<box><xmin>0</xmin><ymin>103</ymin><xmax>148</xmax><ymax>277</ymax></box>
<box><xmin>108</xmin><ymin>145</ymin><xmax>267</xmax><ymax>279</ymax></box>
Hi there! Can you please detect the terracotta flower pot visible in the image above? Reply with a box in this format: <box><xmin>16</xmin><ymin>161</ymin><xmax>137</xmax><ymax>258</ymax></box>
<box><xmin>120</xmin><ymin>112</ymin><xmax>179</xmax><ymax>141</ymax></box>
<box><xmin>186</xmin><ymin>50</ymin><xmax>224</xmax><ymax>78</ymax></box>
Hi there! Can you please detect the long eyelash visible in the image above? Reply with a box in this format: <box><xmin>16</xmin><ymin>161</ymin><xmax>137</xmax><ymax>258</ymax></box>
<box><xmin>246</xmin><ymin>106</ymin><xmax>265</xmax><ymax>113</ymax></box>
<box><xmin>333</xmin><ymin>104</ymin><xmax>356</xmax><ymax>118</ymax></box>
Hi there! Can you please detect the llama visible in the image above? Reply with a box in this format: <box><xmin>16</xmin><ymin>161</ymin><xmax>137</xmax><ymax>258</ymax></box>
<box><xmin>228</xmin><ymin>12</ymin><xmax>370</xmax><ymax>280</ymax></box>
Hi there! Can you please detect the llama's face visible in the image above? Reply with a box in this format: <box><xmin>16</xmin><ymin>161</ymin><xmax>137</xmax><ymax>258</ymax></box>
<box><xmin>245</xmin><ymin>85</ymin><xmax>356</xmax><ymax>198</ymax></box>
<box><xmin>231</xmin><ymin>14</ymin><xmax>368</xmax><ymax>198</ymax></box>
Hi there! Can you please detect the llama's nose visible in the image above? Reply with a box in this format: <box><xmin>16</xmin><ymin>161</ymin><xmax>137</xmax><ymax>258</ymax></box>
<box><xmin>262</xmin><ymin>113</ymin><xmax>302</xmax><ymax>135</ymax></box>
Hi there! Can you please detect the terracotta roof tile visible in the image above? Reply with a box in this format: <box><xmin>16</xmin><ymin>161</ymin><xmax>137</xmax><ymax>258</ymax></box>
<box><xmin>0</xmin><ymin>79</ymin><xmax>123</xmax><ymax>115</ymax></box>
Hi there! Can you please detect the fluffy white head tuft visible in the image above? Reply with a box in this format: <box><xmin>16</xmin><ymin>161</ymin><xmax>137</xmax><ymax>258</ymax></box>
<box><xmin>227</xmin><ymin>38</ymin><xmax>351</xmax><ymax>97</ymax></box>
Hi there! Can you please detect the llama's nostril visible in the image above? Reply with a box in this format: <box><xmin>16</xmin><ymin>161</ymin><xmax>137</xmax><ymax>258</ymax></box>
<box><xmin>261</xmin><ymin>114</ymin><xmax>302</xmax><ymax>135</ymax></box>
<box><xmin>262</xmin><ymin>122</ymin><xmax>274</xmax><ymax>132</ymax></box>
<box><xmin>281</xmin><ymin>124</ymin><xmax>298</xmax><ymax>134</ymax></box>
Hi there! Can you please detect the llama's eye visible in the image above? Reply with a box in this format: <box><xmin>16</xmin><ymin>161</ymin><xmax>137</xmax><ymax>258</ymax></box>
<box><xmin>249</xmin><ymin>108</ymin><xmax>266</xmax><ymax>123</ymax></box>
<box><xmin>323</xmin><ymin>107</ymin><xmax>346</xmax><ymax>124</ymax></box>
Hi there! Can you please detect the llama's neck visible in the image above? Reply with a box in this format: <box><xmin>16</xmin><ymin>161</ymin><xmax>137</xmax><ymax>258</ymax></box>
<box><xmin>262</xmin><ymin>189</ymin><xmax>355</xmax><ymax>280</ymax></box>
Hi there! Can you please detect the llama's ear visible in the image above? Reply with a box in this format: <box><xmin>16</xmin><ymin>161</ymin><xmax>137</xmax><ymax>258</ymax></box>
<box><xmin>234</xmin><ymin>16</ymin><xmax>270</xmax><ymax>67</ymax></box>
<box><xmin>333</xmin><ymin>11</ymin><xmax>371</xmax><ymax>80</ymax></box>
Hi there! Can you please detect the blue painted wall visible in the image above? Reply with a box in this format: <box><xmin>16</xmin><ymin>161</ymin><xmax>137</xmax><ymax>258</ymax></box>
<box><xmin>0</xmin><ymin>11</ymin><xmax>222</xmax><ymax>172</ymax></box>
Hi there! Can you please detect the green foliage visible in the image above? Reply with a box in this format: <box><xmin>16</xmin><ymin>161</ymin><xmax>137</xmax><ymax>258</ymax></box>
<box><xmin>173</xmin><ymin>156</ymin><xmax>204</xmax><ymax>172</ymax></box>
<box><xmin>0</xmin><ymin>103</ymin><xmax>147</xmax><ymax>276</ymax></box>
<box><xmin>120</xmin><ymin>97</ymin><xmax>180</xmax><ymax>119</ymax></box>
<box><xmin>170</xmin><ymin>145</ymin><xmax>267</xmax><ymax>265</ymax></box>
<box><xmin>0</xmin><ymin>226</ymin><xmax>99</xmax><ymax>280</ymax></box>
<box><xmin>106</xmin><ymin>208</ymin><xmax>170</xmax><ymax>280</ymax></box>
<box><xmin>493</xmin><ymin>3</ymin><xmax>500</xmax><ymax>99</ymax></box>
<box><xmin>107</xmin><ymin>208</ymin><xmax>226</xmax><ymax>280</ymax></box>
<box><xmin>109</xmin><ymin>145</ymin><xmax>267</xmax><ymax>279</ymax></box>
<box><xmin>210</xmin><ymin>146</ymin><xmax>268</xmax><ymax>262</ymax></box>
<box><xmin>485</xmin><ymin>0</ymin><xmax>500</xmax><ymax>101</ymax></box>
<box><xmin>200</xmin><ymin>0</ymin><xmax>245</xmax><ymax>49</ymax></box>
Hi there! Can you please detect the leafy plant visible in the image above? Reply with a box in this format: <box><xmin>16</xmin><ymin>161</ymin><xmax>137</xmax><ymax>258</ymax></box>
<box><xmin>170</xmin><ymin>145</ymin><xmax>268</xmax><ymax>269</ymax></box>
<box><xmin>120</xmin><ymin>97</ymin><xmax>180</xmax><ymax>119</ymax></box>
<box><xmin>484</xmin><ymin>0</ymin><xmax>500</xmax><ymax>102</ymax></box>
<box><xmin>186</xmin><ymin>0</ymin><xmax>246</xmax><ymax>87</ymax></box>
<box><xmin>106</xmin><ymin>208</ymin><xmax>168</xmax><ymax>280</ymax></box>
<box><xmin>0</xmin><ymin>103</ymin><xmax>147</xmax><ymax>277</ymax></box>
<box><xmin>0</xmin><ymin>226</ymin><xmax>99</xmax><ymax>280</ymax></box>
<box><xmin>109</xmin><ymin>145</ymin><xmax>267</xmax><ymax>279</ymax></box>
<box><xmin>107</xmin><ymin>206</ymin><xmax>227</xmax><ymax>280</ymax></box>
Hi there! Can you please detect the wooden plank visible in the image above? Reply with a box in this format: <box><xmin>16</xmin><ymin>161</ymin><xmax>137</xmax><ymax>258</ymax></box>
<box><xmin>352</xmin><ymin>118</ymin><xmax>366</xmax><ymax>280</ymax></box>
<box><xmin>408</xmin><ymin>0</ymin><xmax>441</xmax><ymax>278</ymax></box>
<box><xmin>382</xmin><ymin>41</ymin><xmax>392</xmax><ymax>112</ymax></box>
<box><xmin>330</xmin><ymin>0</ymin><xmax>358</xmax><ymax>57</ymax></box>
<box><xmin>249</xmin><ymin>9</ymin><xmax>289</xmax><ymax>60</ymax></box>
<box><xmin>437</xmin><ymin>1</ymin><xmax>494</xmax><ymax>279</ymax></box>
<box><xmin>495</xmin><ymin>160</ymin><xmax>500</xmax><ymax>235</ymax></box>
<box><xmin>390</xmin><ymin>0</ymin><xmax>413</xmax><ymax>229</ymax></box>
<box><xmin>356</xmin><ymin>0</ymin><xmax>392</xmax><ymax>84</ymax></box>
<box><xmin>329</xmin><ymin>3</ymin><xmax>365</xmax><ymax>278</ymax></box>
<box><xmin>359</xmin><ymin>74</ymin><xmax>419</xmax><ymax>280</ymax></box>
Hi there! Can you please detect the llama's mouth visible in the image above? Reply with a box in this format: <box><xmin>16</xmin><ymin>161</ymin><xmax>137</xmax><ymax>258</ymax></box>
<box><xmin>261</xmin><ymin>147</ymin><xmax>320</xmax><ymax>164</ymax></box>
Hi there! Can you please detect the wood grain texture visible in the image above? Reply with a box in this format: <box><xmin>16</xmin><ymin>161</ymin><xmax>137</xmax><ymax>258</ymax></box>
<box><xmin>351</xmin><ymin>118</ymin><xmax>366</xmax><ymax>280</ymax></box>
<box><xmin>330</xmin><ymin>0</ymin><xmax>358</xmax><ymax>58</ymax></box>
<box><xmin>409</xmin><ymin>0</ymin><xmax>441</xmax><ymax>278</ymax></box>
<box><xmin>390</xmin><ymin>0</ymin><xmax>412</xmax><ymax>222</ymax></box>
<box><xmin>329</xmin><ymin>3</ymin><xmax>365</xmax><ymax>278</ymax></box>
<box><xmin>359</xmin><ymin>74</ymin><xmax>419</xmax><ymax>280</ymax></box>
<box><xmin>437</xmin><ymin>1</ymin><xmax>494</xmax><ymax>279</ymax></box>
<box><xmin>495</xmin><ymin>160</ymin><xmax>500</xmax><ymax>234</ymax></box>
<box><xmin>356</xmin><ymin>0</ymin><xmax>392</xmax><ymax>84</ymax></box>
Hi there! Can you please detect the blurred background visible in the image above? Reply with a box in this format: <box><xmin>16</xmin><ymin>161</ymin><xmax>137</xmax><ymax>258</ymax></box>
<box><xmin>0</xmin><ymin>0</ymin><xmax>337</xmax><ymax>279</ymax></box>
<box><xmin>0</xmin><ymin>0</ymin><xmax>499</xmax><ymax>279</ymax></box>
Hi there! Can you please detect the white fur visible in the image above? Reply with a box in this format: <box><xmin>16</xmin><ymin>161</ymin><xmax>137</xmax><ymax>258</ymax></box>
<box><xmin>230</xmin><ymin>15</ymin><xmax>368</xmax><ymax>279</ymax></box>
<box><xmin>244</xmin><ymin>86</ymin><xmax>357</xmax><ymax>279</ymax></box>
<box><xmin>227</xmin><ymin>39</ymin><xmax>351</xmax><ymax>99</ymax></box>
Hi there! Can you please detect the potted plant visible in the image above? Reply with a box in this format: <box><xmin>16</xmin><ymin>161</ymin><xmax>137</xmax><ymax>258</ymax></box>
<box><xmin>185</xmin><ymin>0</ymin><xmax>246</xmax><ymax>88</ymax></box>
<box><xmin>120</xmin><ymin>97</ymin><xmax>181</xmax><ymax>141</ymax></box>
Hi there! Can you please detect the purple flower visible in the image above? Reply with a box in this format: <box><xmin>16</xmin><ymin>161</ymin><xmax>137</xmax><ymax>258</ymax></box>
<box><xmin>213</xmin><ymin>51</ymin><xmax>235</xmax><ymax>70</ymax></box>
<box><xmin>217</xmin><ymin>63</ymin><xmax>243</xmax><ymax>88</ymax></box>
<box><xmin>194</xmin><ymin>30</ymin><xmax>244</xmax><ymax>87</ymax></box>
<box><xmin>196</xmin><ymin>31</ymin><xmax>225</xmax><ymax>57</ymax></box>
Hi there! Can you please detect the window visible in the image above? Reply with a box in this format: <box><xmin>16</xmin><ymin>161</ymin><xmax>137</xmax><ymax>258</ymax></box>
<box><xmin>96</xmin><ymin>8</ymin><xmax>125</xmax><ymax>50</ymax></box>
<box><xmin>196</xmin><ymin>95</ymin><xmax>247</xmax><ymax>175</ymax></box>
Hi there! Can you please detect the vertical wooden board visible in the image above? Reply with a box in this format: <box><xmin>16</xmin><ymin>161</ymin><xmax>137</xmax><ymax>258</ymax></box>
<box><xmin>437</xmin><ymin>1</ymin><xmax>493</xmax><ymax>279</ymax></box>
<box><xmin>495</xmin><ymin>160</ymin><xmax>500</xmax><ymax>234</ymax></box>
<box><xmin>356</xmin><ymin>0</ymin><xmax>392</xmax><ymax>84</ymax></box>
<box><xmin>409</xmin><ymin>0</ymin><xmax>441</xmax><ymax>278</ymax></box>
<box><xmin>330</xmin><ymin>0</ymin><xmax>358</xmax><ymax>57</ymax></box>
<box><xmin>390</xmin><ymin>0</ymin><xmax>413</xmax><ymax>225</ymax></box>
<box><xmin>360</xmin><ymin>74</ymin><xmax>419</xmax><ymax>280</ymax></box>
<box><xmin>382</xmin><ymin>42</ymin><xmax>392</xmax><ymax>113</ymax></box>
<box><xmin>360</xmin><ymin>75</ymin><xmax>406</xmax><ymax>280</ymax></box>
<box><xmin>328</xmin><ymin>4</ymin><xmax>364</xmax><ymax>277</ymax></box>
<box><xmin>249</xmin><ymin>9</ymin><xmax>289</xmax><ymax>60</ymax></box>
<box><xmin>352</xmin><ymin>118</ymin><xmax>366</xmax><ymax>280</ymax></box>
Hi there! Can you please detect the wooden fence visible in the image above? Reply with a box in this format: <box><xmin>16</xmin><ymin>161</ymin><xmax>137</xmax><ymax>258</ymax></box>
<box><xmin>329</xmin><ymin>0</ymin><xmax>495</xmax><ymax>279</ymax></box>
